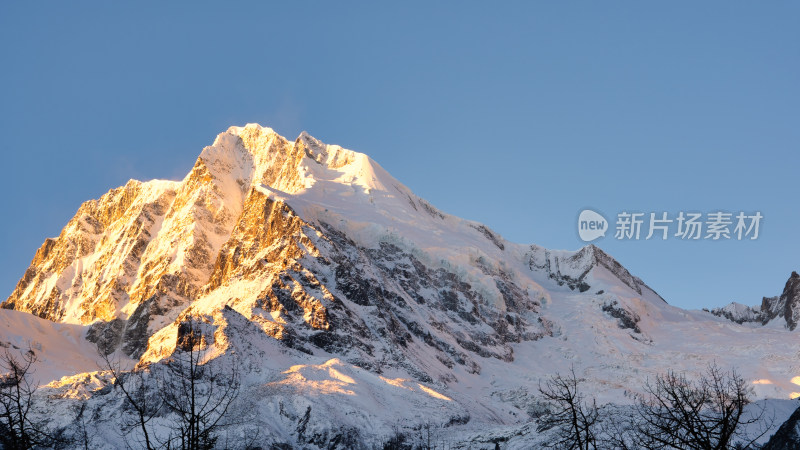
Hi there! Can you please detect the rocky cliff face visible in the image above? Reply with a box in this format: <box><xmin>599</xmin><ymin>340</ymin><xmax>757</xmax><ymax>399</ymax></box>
<box><xmin>763</xmin><ymin>404</ymin><xmax>800</xmax><ymax>450</ymax></box>
<box><xmin>2</xmin><ymin>127</ymin><xmax>356</xmax><ymax>355</ymax></box>
<box><xmin>762</xmin><ymin>272</ymin><xmax>800</xmax><ymax>330</ymax></box>
<box><xmin>527</xmin><ymin>244</ymin><xmax>664</xmax><ymax>301</ymax></box>
<box><xmin>708</xmin><ymin>271</ymin><xmax>800</xmax><ymax>331</ymax></box>
<box><xmin>2</xmin><ymin>125</ymin><xmax>566</xmax><ymax>369</ymax></box>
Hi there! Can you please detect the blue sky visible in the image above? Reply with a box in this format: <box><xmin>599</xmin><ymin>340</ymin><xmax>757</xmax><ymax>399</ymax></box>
<box><xmin>1</xmin><ymin>2</ymin><xmax>797</xmax><ymax>310</ymax></box>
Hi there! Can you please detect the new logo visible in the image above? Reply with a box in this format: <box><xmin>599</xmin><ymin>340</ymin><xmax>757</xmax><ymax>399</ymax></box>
<box><xmin>578</xmin><ymin>209</ymin><xmax>608</xmax><ymax>242</ymax></box>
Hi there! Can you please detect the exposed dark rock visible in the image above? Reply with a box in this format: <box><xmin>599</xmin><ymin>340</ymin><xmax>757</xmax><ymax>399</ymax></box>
<box><xmin>527</xmin><ymin>245</ymin><xmax>665</xmax><ymax>301</ymax></box>
<box><xmin>85</xmin><ymin>296</ymin><xmax>162</xmax><ymax>358</ymax></box>
<box><xmin>86</xmin><ymin>318</ymin><xmax>125</xmax><ymax>355</ymax></box>
<box><xmin>601</xmin><ymin>300</ymin><xmax>641</xmax><ymax>334</ymax></box>
<box><xmin>471</xmin><ymin>224</ymin><xmax>505</xmax><ymax>251</ymax></box>
<box><xmin>705</xmin><ymin>303</ymin><xmax>763</xmax><ymax>325</ymax></box>
<box><xmin>708</xmin><ymin>272</ymin><xmax>800</xmax><ymax>330</ymax></box>
<box><xmin>122</xmin><ymin>296</ymin><xmax>160</xmax><ymax>358</ymax></box>
<box><xmin>761</xmin><ymin>272</ymin><xmax>800</xmax><ymax>330</ymax></box>
<box><xmin>763</xmin><ymin>404</ymin><xmax>800</xmax><ymax>450</ymax></box>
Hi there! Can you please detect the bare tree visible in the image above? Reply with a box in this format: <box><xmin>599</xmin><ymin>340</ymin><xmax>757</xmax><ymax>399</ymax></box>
<box><xmin>0</xmin><ymin>347</ymin><xmax>64</xmax><ymax>449</ymax></box>
<box><xmin>598</xmin><ymin>403</ymin><xmax>640</xmax><ymax>450</ymax></box>
<box><xmin>538</xmin><ymin>367</ymin><xmax>599</xmax><ymax>450</ymax></box>
<box><xmin>157</xmin><ymin>318</ymin><xmax>241</xmax><ymax>450</ymax></box>
<box><xmin>625</xmin><ymin>363</ymin><xmax>768</xmax><ymax>450</ymax></box>
<box><xmin>97</xmin><ymin>315</ymin><xmax>247</xmax><ymax>450</ymax></box>
<box><xmin>99</xmin><ymin>351</ymin><xmax>161</xmax><ymax>450</ymax></box>
<box><xmin>76</xmin><ymin>403</ymin><xmax>93</xmax><ymax>450</ymax></box>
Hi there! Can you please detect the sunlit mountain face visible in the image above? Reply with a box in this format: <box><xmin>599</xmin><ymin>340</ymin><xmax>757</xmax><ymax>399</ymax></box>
<box><xmin>2</xmin><ymin>124</ymin><xmax>798</xmax><ymax>448</ymax></box>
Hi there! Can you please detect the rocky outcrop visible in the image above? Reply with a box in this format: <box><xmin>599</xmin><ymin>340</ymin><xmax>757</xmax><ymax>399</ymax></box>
<box><xmin>1</xmin><ymin>126</ymin><xmax>326</xmax><ymax>352</ymax></box>
<box><xmin>526</xmin><ymin>244</ymin><xmax>664</xmax><ymax>301</ymax></box>
<box><xmin>3</xmin><ymin>179</ymin><xmax>179</xmax><ymax>323</ymax></box>
<box><xmin>763</xmin><ymin>405</ymin><xmax>800</xmax><ymax>450</ymax></box>
<box><xmin>761</xmin><ymin>272</ymin><xmax>800</xmax><ymax>330</ymax></box>
<box><xmin>705</xmin><ymin>302</ymin><xmax>763</xmax><ymax>325</ymax></box>
<box><xmin>708</xmin><ymin>272</ymin><xmax>800</xmax><ymax>330</ymax></box>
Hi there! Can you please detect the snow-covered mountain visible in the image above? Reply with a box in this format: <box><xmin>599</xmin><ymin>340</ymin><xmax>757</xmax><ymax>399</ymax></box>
<box><xmin>2</xmin><ymin>124</ymin><xmax>798</xmax><ymax>448</ymax></box>
<box><xmin>708</xmin><ymin>271</ymin><xmax>800</xmax><ymax>331</ymax></box>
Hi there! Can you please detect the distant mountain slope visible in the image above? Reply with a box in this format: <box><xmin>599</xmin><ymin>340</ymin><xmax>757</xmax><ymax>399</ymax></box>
<box><xmin>708</xmin><ymin>271</ymin><xmax>800</xmax><ymax>330</ymax></box>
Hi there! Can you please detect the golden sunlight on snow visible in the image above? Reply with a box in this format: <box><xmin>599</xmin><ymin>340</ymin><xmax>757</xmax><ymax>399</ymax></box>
<box><xmin>790</xmin><ymin>376</ymin><xmax>800</xmax><ymax>398</ymax></box>
<box><xmin>379</xmin><ymin>376</ymin><xmax>411</xmax><ymax>389</ymax></box>
<box><xmin>752</xmin><ymin>379</ymin><xmax>773</xmax><ymax>385</ymax></box>
<box><xmin>378</xmin><ymin>376</ymin><xmax>452</xmax><ymax>401</ymax></box>
<box><xmin>268</xmin><ymin>359</ymin><xmax>454</xmax><ymax>403</ymax></box>
<box><xmin>45</xmin><ymin>371</ymin><xmax>107</xmax><ymax>400</ymax></box>
<box><xmin>274</xmin><ymin>359</ymin><xmax>357</xmax><ymax>396</ymax></box>
<box><xmin>417</xmin><ymin>383</ymin><xmax>452</xmax><ymax>401</ymax></box>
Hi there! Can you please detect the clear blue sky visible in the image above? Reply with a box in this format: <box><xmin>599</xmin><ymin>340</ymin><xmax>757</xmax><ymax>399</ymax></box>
<box><xmin>1</xmin><ymin>2</ymin><xmax>797</xmax><ymax>310</ymax></box>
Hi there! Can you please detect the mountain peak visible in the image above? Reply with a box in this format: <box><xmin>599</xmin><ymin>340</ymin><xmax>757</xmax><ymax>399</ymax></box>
<box><xmin>4</xmin><ymin>124</ymin><xmax>800</xmax><ymax>448</ymax></box>
<box><xmin>226</xmin><ymin>122</ymin><xmax>277</xmax><ymax>136</ymax></box>
<box><xmin>294</xmin><ymin>129</ymin><xmax>335</xmax><ymax>165</ymax></box>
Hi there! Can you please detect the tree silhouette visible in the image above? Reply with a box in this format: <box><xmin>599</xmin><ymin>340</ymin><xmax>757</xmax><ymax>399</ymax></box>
<box><xmin>610</xmin><ymin>363</ymin><xmax>769</xmax><ymax>450</ymax></box>
<box><xmin>157</xmin><ymin>318</ymin><xmax>241</xmax><ymax>450</ymax></box>
<box><xmin>0</xmin><ymin>347</ymin><xmax>65</xmax><ymax>449</ymax></box>
<box><xmin>537</xmin><ymin>366</ymin><xmax>599</xmax><ymax>450</ymax></box>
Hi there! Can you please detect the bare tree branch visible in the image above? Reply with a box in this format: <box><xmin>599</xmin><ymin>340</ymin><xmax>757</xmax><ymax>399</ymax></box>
<box><xmin>538</xmin><ymin>366</ymin><xmax>599</xmax><ymax>450</ymax></box>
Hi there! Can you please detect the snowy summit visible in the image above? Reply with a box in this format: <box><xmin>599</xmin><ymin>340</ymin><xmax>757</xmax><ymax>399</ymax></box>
<box><xmin>1</xmin><ymin>124</ymin><xmax>798</xmax><ymax>448</ymax></box>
